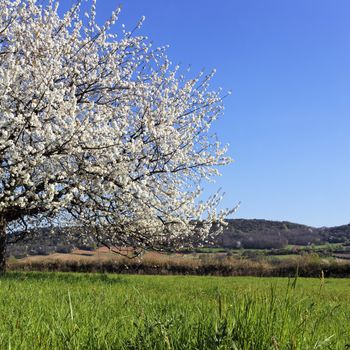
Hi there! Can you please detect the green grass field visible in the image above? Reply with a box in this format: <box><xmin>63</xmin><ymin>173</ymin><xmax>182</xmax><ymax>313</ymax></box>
<box><xmin>0</xmin><ymin>272</ymin><xmax>349</xmax><ymax>349</ymax></box>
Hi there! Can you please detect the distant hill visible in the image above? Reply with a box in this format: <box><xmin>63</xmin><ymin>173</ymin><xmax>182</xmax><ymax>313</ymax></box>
<box><xmin>7</xmin><ymin>219</ymin><xmax>350</xmax><ymax>257</ymax></box>
<box><xmin>216</xmin><ymin>219</ymin><xmax>350</xmax><ymax>249</ymax></box>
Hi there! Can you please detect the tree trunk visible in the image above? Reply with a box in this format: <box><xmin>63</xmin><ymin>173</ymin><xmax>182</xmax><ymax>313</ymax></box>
<box><xmin>0</xmin><ymin>216</ymin><xmax>6</xmax><ymax>274</ymax></box>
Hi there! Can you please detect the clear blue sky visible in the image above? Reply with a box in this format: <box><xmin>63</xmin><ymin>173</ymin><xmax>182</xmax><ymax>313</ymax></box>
<box><xmin>62</xmin><ymin>0</ymin><xmax>350</xmax><ymax>227</ymax></box>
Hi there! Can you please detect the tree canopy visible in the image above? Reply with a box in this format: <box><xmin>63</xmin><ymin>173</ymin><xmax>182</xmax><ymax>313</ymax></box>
<box><xmin>0</xmin><ymin>0</ymin><xmax>232</xmax><ymax>268</ymax></box>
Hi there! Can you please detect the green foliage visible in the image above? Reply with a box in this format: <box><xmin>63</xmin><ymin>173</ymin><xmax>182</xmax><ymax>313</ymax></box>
<box><xmin>0</xmin><ymin>273</ymin><xmax>348</xmax><ymax>349</ymax></box>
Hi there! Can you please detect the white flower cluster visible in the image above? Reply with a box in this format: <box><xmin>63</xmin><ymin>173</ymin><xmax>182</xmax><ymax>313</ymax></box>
<box><xmin>0</xmin><ymin>0</ymin><xmax>234</xmax><ymax>249</ymax></box>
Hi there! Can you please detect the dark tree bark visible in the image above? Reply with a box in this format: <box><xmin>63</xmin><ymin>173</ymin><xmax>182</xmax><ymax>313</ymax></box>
<box><xmin>0</xmin><ymin>216</ymin><xmax>6</xmax><ymax>274</ymax></box>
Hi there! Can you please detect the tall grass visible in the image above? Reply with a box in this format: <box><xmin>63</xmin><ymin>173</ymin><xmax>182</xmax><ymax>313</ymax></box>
<box><xmin>9</xmin><ymin>251</ymin><xmax>350</xmax><ymax>277</ymax></box>
<box><xmin>0</xmin><ymin>272</ymin><xmax>348</xmax><ymax>349</ymax></box>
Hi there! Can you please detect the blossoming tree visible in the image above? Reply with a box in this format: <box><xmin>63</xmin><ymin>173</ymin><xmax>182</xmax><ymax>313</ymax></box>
<box><xmin>0</xmin><ymin>0</ymin><xmax>233</xmax><ymax>272</ymax></box>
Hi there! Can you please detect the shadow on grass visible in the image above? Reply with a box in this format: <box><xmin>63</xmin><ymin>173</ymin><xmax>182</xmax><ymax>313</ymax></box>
<box><xmin>0</xmin><ymin>271</ymin><xmax>127</xmax><ymax>285</ymax></box>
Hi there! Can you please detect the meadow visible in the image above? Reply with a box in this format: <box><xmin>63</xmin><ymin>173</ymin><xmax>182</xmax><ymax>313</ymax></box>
<box><xmin>0</xmin><ymin>272</ymin><xmax>349</xmax><ymax>349</ymax></box>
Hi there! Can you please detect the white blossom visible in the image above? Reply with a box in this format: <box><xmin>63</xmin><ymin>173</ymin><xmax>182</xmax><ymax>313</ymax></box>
<box><xmin>0</xmin><ymin>0</ymin><xmax>235</xmax><ymax>251</ymax></box>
